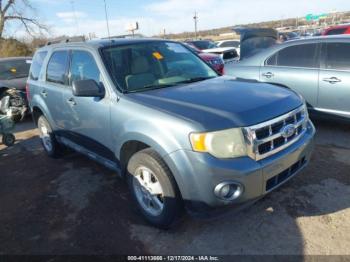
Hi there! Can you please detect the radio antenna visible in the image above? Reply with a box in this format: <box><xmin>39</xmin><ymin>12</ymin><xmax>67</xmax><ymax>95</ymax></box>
<box><xmin>103</xmin><ymin>0</ymin><xmax>111</xmax><ymax>39</ymax></box>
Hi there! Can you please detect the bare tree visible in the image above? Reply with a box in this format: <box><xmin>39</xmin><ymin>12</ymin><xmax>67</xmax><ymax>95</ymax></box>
<box><xmin>0</xmin><ymin>0</ymin><xmax>47</xmax><ymax>38</ymax></box>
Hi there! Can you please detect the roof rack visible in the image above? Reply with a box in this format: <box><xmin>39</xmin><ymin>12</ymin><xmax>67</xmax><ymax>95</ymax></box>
<box><xmin>46</xmin><ymin>36</ymin><xmax>86</xmax><ymax>46</ymax></box>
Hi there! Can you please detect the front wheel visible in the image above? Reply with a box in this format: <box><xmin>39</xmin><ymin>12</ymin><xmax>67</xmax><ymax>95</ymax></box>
<box><xmin>127</xmin><ymin>148</ymin><xmax>183</xmax><ymax>228</ymax></box>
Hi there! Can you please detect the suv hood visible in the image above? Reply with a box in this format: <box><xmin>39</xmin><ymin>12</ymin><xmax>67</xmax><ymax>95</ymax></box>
<box><xmin>126</xmin><ymin>76</ymin><xmax>302</xmax><ymax>130</ymax></box>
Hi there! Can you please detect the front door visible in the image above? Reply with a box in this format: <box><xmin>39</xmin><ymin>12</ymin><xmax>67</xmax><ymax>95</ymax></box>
<box><xmin>318</xmin><ymin>42</ymin><xmax>350</xmax><ymax>117</ymax></box>
<box><xmin>60</xmin><ymin>49</ymin><xmax>113</xmax><ymax>160</ymax></box>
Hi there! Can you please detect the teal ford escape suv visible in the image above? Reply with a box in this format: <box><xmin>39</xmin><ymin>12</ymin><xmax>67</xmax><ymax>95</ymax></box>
<box><xmin>27</xmin><ymin>38</ymin><xmax>315</xmax><ymax>228</ymax></box>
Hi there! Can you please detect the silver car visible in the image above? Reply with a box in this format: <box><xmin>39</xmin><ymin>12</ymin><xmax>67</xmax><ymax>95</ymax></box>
<box><xmin>225</xmin><ymin>34</ymin><xmax>350</xmax><ymax>119</ymax></box>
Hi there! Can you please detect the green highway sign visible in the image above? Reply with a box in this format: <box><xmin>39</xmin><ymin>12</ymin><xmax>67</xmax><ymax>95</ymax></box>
<box><xmin>306</xmin><ymin>13</ymin><xmax>328</xmax><ymax>21</ymax></box>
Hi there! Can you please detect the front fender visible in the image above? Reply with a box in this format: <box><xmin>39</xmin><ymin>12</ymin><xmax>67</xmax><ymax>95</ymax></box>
<box><xmin>114</xmin><ymin>118</ymin><xmax>187</xmax><ymax>160</ymax></box>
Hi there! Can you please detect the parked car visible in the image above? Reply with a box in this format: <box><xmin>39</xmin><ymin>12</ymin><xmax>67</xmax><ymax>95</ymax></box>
<box><xmin>322</xmin><ymin>25</ymin><xmax>350</xmax><ymax>36</ymax></box>
<box><xmin>216</xmin><ymin>40</ymin><xmax>240</xmax><ymax>48</ymax></box>
<box><xmin>28</xmin><ymin>38</ymin><xmax>315</xmax><ymax>228</ymax></box>
<box><xmin>201</xmin><ymin>47</ymin><xmax>239</xmax><ymax>65</ymax></box>
<box><xmin>216</xmin><ymin>40</ymin><xmax>241</xmax><ymax>55</ymax></box>
<box><xmin>225</xmin><ymin>32</ymin><xmax>350</xmax><ymax>120</ymax></box>
<box><xmin>278</xmin><ymin>31</ymin><xmax>299</xmax><ymax>42</ymax></box>
<box><xmin>185</xmin><ymin>40</ymin><xmax>218</xmax><ymax>50</ymax></box>
<box><xmin>0</xmin><ymin>57</ymin><xmax>32</xmax><ymax>121</ymax></box>
<box><xmin>183</xmin><ymin>43</ymin><xmax>224</xmax><ymax>74</ymax></box>
<box><xmin>185</xmin><ymin>40</ymin><xmax>239</xmax><ymax>64</ymax></box>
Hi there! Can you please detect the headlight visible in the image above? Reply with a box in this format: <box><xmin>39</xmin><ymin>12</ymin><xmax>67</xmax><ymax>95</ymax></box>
<box><xmin>190</xmin><ymin>128</ymin><xmax>247</xmax><ymax>158</ymax></box>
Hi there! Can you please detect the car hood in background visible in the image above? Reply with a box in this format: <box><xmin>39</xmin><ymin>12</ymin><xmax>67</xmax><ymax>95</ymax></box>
<box><xmin>0</xmin><ymin>77</ymin><xmax>28</xmax><ymax>90</ymax></box>
<box><xmin>126</xmin><ymin>76</ymin><xmax>302</xmax><ymax>130</ymax></box>
<box><xmin>233</xmin><ymin>28</ymin><xmax>278</xmax><ymax>59</ymax></box>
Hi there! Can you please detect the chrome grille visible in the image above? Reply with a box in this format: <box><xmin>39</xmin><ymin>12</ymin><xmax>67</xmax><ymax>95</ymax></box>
<box><xmin>243</xmin><ymin>105</ymin><xmax>308</xmax><ymax>161</ymax></box>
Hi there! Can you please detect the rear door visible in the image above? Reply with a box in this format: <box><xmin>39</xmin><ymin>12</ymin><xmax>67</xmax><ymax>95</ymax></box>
<box><xmin>260</xmin><ymin>43</ymin><xmax>320</xmax><ymax>108</ymax></box>
<box><xmin>42</xmin><ymin>50</ymin><xmax>70</xmax><ymax>129</ymax></box>
<box><xmin>60</xmin><ymin>49</ymin><xmax>113</xmax><ymax>160</ymax></box>
<box><xmin>318</xmin><ymin>42</ymin><xmax>350</xmax><ymax>116</ymax></box>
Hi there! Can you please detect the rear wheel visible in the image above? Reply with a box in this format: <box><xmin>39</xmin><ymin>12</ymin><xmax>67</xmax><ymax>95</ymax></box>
<box><xmin>37</xmin><ymin>115</ymin><xmax>63</xmax><ymax>157</ymax></box>
<box><xmin>127</xmin><ymin>148</ymin><xmax>183</xmax><ymax>228</ymax></box>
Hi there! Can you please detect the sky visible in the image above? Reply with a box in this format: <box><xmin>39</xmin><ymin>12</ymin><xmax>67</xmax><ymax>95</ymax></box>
<box><xmin>5</xmin><ymin>0</ymin><xmax>350</xmax><ymax>39</ymax></box>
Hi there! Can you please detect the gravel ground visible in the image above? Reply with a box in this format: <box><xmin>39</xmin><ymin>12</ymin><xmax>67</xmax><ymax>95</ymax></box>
<box><xmin>0</xmin><ymin>117</ymin><xmax>349</xmax><ymax>255</ymax></box>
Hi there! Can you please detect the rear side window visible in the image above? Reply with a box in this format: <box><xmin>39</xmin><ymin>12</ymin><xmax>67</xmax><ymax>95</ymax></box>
<box><xmin>325</xmin><ymin>43</ymin><xmax>350</xmax><ymax>71</ymax></box>
<box><xmin>325</xmin><ymin>28</ymin><xmax>347</xmax><ymax>35</ymax></box>
<box><xmin>46</xmin><ymin>51</ymin><xmax>69</xmax><ymax>85</ymax></box>
<box><xmin>70</xmin><ymin>50</ymin><xmax>101</xmax><ymax>84</ymax></box>
<box><xmin>266</xmin><ymin>44</ymin><xmax>318</xmax><ymax>68</ymax></box>
<box><xmin>30</xmin><ymin>51</ymin><xmax>47</xmax><ymax>80</ymax></box>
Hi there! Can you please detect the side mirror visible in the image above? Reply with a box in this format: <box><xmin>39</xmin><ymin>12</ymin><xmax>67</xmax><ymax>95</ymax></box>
<box><xmin>72</xmin><ymin>79</ymin><xmax>105</xmax><ymax>98</ymax></box>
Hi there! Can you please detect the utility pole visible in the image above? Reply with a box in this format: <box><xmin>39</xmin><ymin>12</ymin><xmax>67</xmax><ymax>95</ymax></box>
<box><xmin>193</xmin><ymin>11</ymin><xmax>198</xmax><ymax>40</ymax></box>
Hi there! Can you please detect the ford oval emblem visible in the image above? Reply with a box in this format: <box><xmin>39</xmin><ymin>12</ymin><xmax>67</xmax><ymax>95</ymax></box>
<box><xmin>281</xmin><ymin>124</ymin><xmax>296</xmax><ymax>138</ymax></box>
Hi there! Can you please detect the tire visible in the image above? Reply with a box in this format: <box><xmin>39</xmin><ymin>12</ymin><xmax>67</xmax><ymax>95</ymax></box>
<box><xmin>2</xmin><ymin>133</ymin><xmax>15</xmax><ymax>146</ymax></box>
<box><xmin>127</xmin><ymin>148</ymin><xmax>183</xmax><ymax>228</ymax></box>
<box><xmin>37</xmin><ymin>115</ymin><xmax>64</xmax><ymax>158</ymax></box>
<box><xmin>0</xmin><ymin>90</ymin><xmax>25</xmax><ymax>122</ymax></box>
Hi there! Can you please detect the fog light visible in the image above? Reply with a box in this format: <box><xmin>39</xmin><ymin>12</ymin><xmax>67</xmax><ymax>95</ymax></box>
<box><xmin>214</xmin><ymin>182</ymin><xmax>243</xmax><ymax>201</ymax></box>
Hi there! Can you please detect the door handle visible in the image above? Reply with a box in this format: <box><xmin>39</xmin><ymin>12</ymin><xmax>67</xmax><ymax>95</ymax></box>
<box><xmin>67</xmin><ymin>97</ymin><xmax>77</xmax><ymax>106</ymax></box>
<box><xmin>41</xmin><ymin>90</ymin><xmax>47</xmax><ymax>98</ymax></box>
<box><xmin>262</xmin><ymin>72</ymin><xmax>274</xmax><ymax>79</ymax></box>
<box><xmin>323</xmin><ymin>77</ymin><xmax>341</xmax><ymax>84</ymax></box>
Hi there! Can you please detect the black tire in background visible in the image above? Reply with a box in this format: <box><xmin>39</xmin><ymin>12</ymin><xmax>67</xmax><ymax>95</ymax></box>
<box><xmin>2</xmin><ymin>133</ymin><xmax>15</xmax><ymax>146</ymax></box>
<box><xmin>127</xmin><ymin>148</ymin><xmax>183</xmax><ymax>228</ymax></box>
<box><xmin>0</xmin><ymin>89</ymin><xmax>26</xmax><ymax>122</ymax></box>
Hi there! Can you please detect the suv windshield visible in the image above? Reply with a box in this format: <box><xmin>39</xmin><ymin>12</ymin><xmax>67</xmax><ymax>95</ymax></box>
<box><xmin>0</xmin><ymin>59</ymin><xmax>31</xmax><ymax>80</ymax></box>
<box><xmin>101</xmin><ymin>41</ymin><xmax>218</xmax><ymax>92</ymax></box>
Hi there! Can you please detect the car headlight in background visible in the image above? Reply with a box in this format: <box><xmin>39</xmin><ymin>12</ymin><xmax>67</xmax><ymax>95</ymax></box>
<box><xmin>190</xmin><ymin>128</ymin><xmax>247</xmax><ymax>158</ymax></box>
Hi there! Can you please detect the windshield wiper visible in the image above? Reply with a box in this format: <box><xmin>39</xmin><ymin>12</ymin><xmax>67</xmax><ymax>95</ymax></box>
<box><xmin>176</xmin><ymin>76</ymin><xmax>217</xmax><ymax>84</ymax></box>
<box><xmin>127</xmin><ymin>83</ymin><xmax>178</xmax><ymax>93</ymax></box>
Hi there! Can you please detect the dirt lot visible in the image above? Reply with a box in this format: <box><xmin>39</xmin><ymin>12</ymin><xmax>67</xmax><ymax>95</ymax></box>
<box><xmin>0</xmin><ymin>117</ymin><xmax>349</xmax><ymax>255</ymax></box>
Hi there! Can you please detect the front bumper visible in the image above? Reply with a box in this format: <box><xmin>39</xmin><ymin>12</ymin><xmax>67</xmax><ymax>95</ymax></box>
<box><xmin>164</xmin><ymin>120</ymin><xmax>315</xmax><ymax>211</ymax></box>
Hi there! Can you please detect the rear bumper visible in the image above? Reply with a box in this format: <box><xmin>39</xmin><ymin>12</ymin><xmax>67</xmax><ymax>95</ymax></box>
<box><xmin>164</xmin><ymin>120</ymin><xmax>315</xmax><ymax>212</ymax></box>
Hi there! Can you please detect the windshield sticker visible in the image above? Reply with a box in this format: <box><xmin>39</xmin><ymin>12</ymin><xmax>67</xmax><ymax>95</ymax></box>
<box><xmin>166</xmin><ymin>43</ymin><xmax>189</xmax><ymax>53</ymax></box>
<box><xmin>153</xmin><ymin>52</ymin><xmax>164</xmax><ymax>60</ymax></box>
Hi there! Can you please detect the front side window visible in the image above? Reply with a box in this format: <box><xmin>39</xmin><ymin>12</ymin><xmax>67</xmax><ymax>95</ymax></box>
<box><xmin>325</xmin><ymin>43</ymin><xmax>350</xmax><ymax>71</ymax></box>
<box><xmin>30</xmin><ymin>51</ymin><xmax>47</xmax><ymax>80</ymax></box>
<box><xmin>101</xmin><ymin>41</ymin><xmax>217</xmax><ymax>92</ymax></box>
<box><xmin>70</xmin><ymin>50</ymin><xmax>101</xmax><ymax>84</ymax></box>
<box><xmin>266</xmin><ymin>44</ymin><xmax>318</xmax><ymax>68</ymax></box>
<box><xmin>0</xmin><ymin>59</ymin><xmax>31</xmax><ymax>80</ymax></box>
<box><xmin>47</xmin><ymin>50</ymin><xmax>69</xmax><ymax>85</ymax></box>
